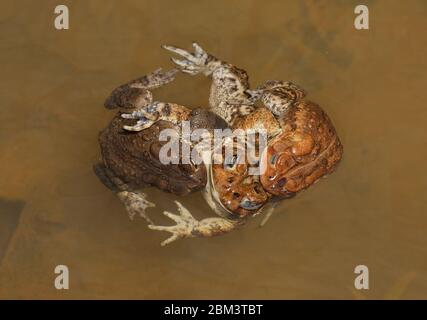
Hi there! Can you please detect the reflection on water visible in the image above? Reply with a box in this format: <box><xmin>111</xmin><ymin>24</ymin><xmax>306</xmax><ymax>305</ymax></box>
<box><xmin>0</xmin><ymin>0</ymin><xmax>426</xmax><ymax>299</ymax></box>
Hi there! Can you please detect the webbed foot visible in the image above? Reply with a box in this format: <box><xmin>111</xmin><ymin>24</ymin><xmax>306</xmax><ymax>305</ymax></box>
<box><xmin>162</xmin><ymin>42</ymin><xmax>216</xmax><ymax>76</ymax></box>
<box><xmin>117</xmin><ymin>191</ymin><xmax>155</xmax><ymax>224</ymax></box>
<box><xmin>121</xmin><ymin>101</ymin><xmax>162</xmax><ymax>131</ymax></box>
<box><xmin>148</xmin><ymin>201</ymin><xmax>239</xmax><ymax>246</ymax></box>
<box><xmin>148</xmin><ymin>201</ymin><xmax>198</xmax><ymax>246</ymax></box>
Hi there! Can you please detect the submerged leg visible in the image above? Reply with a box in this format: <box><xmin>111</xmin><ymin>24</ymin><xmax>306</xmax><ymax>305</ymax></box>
<box><xmin>117</xmin><ymin>190</ymin><xmax>155</xmax><ymax>224</ymax></box>
<box><xmin>93</xmin><ymin>162</ymin><xmax>122</xmax><ymax>192</ymax></box>
<box><xmin>148</xmin><ymin>201</ymin><xmax>240</xmax><ymax>246</ymax></box>
<box><xmin>259</xmin><ymin>202</ymin><xmax>278</xmax><ymax>227</ymax></box>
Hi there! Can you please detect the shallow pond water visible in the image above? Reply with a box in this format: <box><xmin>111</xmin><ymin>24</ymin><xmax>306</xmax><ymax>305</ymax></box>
<box><xmin>0</xmin><ymin>0</ymin><xmax>426</xmax><ymax>299</ymax></box>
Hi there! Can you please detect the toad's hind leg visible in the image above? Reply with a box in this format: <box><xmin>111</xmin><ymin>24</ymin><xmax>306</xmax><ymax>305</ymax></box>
<box><xmin>148</xmin><ymin>201</ymin><xmax>241</xmax><ymax>246</ymax></box>
<box><xmin>93</xmin><ymin>162</ymin><xmax>121</xmax><ymax>192</ymax></box>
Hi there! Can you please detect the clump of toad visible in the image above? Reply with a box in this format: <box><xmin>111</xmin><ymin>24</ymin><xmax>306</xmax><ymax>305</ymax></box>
<box><xmin>95</xmin><ymin>44</ymin><xmax>343</xmax><ymax>245</ymax></box>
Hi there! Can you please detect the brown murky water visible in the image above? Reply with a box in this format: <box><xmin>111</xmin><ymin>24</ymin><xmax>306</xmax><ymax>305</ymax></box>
<box><xmin>1</xmin><ymin>0</ymin><xmax>426</xmax><ymax>299</ymax></box>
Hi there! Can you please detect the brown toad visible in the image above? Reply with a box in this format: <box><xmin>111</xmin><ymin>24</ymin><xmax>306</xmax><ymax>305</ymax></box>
<box><xmin>94</xmin><ymin>68</ymin><xmax>227</xmax><ymax>223</ymax></box>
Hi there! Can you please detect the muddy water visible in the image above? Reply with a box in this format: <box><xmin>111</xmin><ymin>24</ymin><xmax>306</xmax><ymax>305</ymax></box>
<box><xmin>0</xmin><ymin>0</ymin><xmax>426</xmax><ymax>299</ymax></box>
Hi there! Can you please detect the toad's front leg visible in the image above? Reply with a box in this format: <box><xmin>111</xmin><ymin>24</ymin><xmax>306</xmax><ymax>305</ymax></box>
<box><xmin>163</xmin><ymin>43</ymin><xmax>249</xmax><ymax>98</ymax></box>
<box><xmin>117</xmin><ymin>190</ymin><xmax>155</xmax><ymax>224</ymax></box>
<box><xmin>254</xmin><ymin>80</ymin><xmax>307</xmax><ymax>117</ymax></box>
<box><xmin>163</xmin><ymin>42</ymin><xmax>255</xmax><ymax>124</ymax></box>
<box><xmin>104</xmin><ymin>68</ymin><xmax>178</xmax><ymax>110</ymax></box>
<box><xmin>148</xmin><ymin>201</ymin><xmax>241</xmax><ymax>246</ymax></box>
<box><xmin>162</xmin><ymin>42</ymin><xmax>220</xmax><ymax>76</ymax></box>
<box><xmin>121</xmin><ymin>101</ymin><xmax>191</xmax><ymax>131</ymax></box>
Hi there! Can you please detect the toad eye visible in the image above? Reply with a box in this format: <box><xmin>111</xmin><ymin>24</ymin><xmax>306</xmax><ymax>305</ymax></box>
<box><xmin>239</xmin><ymin>197</ymin><xmax>263</xmax><ymax>210</ymax></box>
<box><xmin>270</xmin><ymin>153</ymin><xmax>278</xmax><ymax>165</ymax></box>
<box><xmin>224</xmin><ymin>154</ymin><xmax>239</xmax><ymax>170</ymax></box>
<box><xmin>277</xmin><ymin>178</ymin><xmax>287</xmax><ymax>188</ymax></box>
